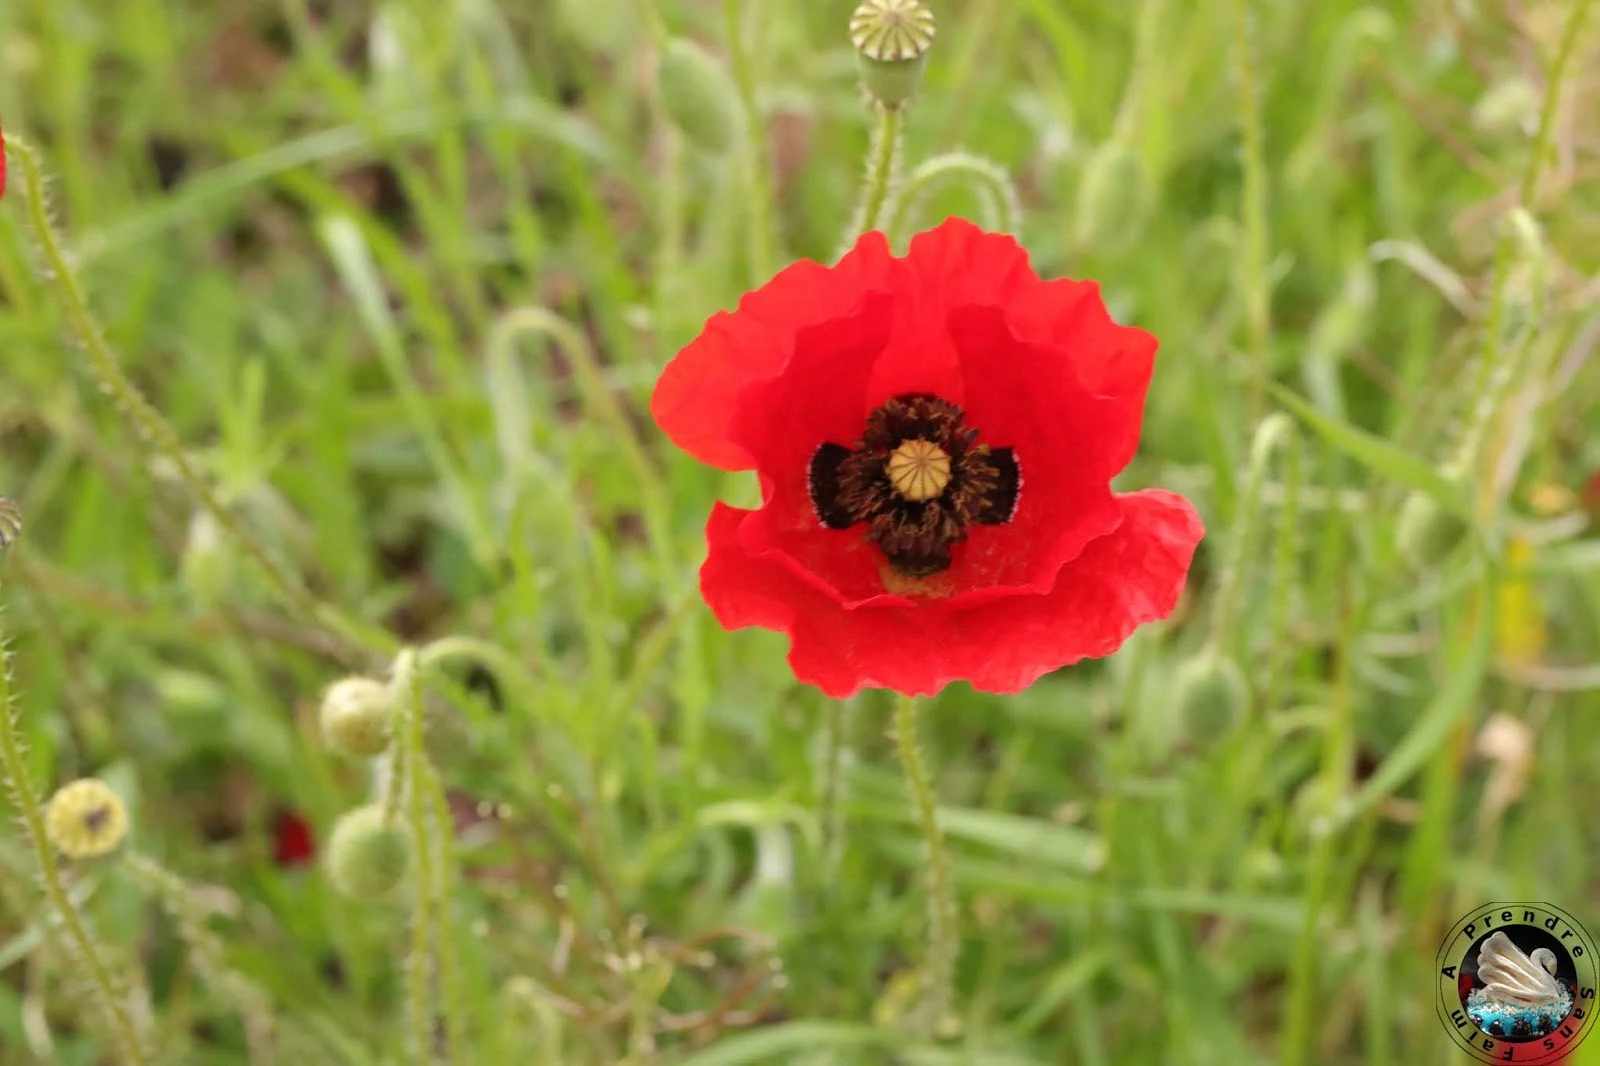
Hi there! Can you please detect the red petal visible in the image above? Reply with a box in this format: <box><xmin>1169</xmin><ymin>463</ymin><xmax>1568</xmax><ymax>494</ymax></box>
<box><xmin>909</xmin><ymin>217</ymin><xmax>1157</xmax><ymax>477</ymax></box>
<box><xmin>272</xmin><ymin>809</ymin><xmax>317</xmax><ymax>867</ymax></box>
<box><xmin>702</xmin><ymin>491</ymin><xmax>1203</xmax><ymax>698</ymax></box>
<box><xmin>651</xmin><ymin>230</ymin><xmax>896</xmax><ymax>471</ymax></box>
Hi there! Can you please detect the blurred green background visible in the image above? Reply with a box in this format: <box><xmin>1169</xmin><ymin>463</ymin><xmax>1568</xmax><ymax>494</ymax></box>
<box><xmin>1</xmin><ymin>0</ymin><xmax>1599</xmax><ymax>1063</ymax></box>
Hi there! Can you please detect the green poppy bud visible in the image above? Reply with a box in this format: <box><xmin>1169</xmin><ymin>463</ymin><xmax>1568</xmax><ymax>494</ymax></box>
<box><xmin>1174</xmin><ymin>650</ymin><xmax>1250</xmax><ymax>742</ymax></box>
<box><xmin>319</xmin><ymin>676</ymin><xmax>395</xmax><ymax>758</ymax></box>
<box><xmin>656</xmin><ymin>38</ymin><xmax>739</xmax><ymax>154</ymax></box>
<box><xmin>325</xmin><ymin>805</ymin><xmax>411</xmax><ymax>900</ymax></box>
<box><xmin>1396</xmin><ymin>491</ymin><xmax>1467</xmax><ymax>570</ymax></box>
<box><xmin>850</xmin><ymin>0</ymin><xmax>936</xmax><ymax>109</ymax></box>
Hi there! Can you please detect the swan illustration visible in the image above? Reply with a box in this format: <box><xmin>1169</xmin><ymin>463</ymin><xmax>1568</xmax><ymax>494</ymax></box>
<box><xmin>1466</xmin><ymin>931</ymin><xmax>1574</xmax><ymax>1040</ymax></box>
<box><xmin>1477</xmin><ymin>931</ymin><xmax>1563</xmax><ymax>1007</ymax></box>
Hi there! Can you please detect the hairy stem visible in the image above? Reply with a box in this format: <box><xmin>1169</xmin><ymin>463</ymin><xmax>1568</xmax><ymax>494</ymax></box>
<box><xmin>10</xmin><ymin>140</ymin><xmax>382</xmax><ymax>665</ymax></box>
<box><xmin>883</xmin><ymin>151</ymin><xmax>1020</xmax><ymax>243</ymax></box>
<box><xmin>392</xmin><ymin>649</ymin><xmax>440</xmax><ymax>1063</ymax></box>
<box><xmin>893</xmin><ymin>693</ymin><xmax>956</xmax><ymax>1036</ymax></box>
<box><xmin>0</xmin><ymin>599</ymin><xmax>149</xmax><ymax>1064</ymax></box>
<box><xmin>848</xmin><ymin>103</ymin><xmax>904</xmax><ymax>245</ymax></box>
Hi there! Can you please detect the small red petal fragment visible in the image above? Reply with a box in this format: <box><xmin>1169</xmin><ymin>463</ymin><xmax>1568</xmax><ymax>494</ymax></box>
<box><xmin>271</xmin><ymin>808</ymin><xmax>317</xmax><ymax>867</ymax></box>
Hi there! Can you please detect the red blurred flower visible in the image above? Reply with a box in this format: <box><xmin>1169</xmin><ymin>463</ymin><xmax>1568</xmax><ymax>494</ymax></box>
<box><xmin>271</xmin><ymin>808</ymin><xmax>317</xmax><ymax>867</ymax></box>
<box><xmin>652</xmin><ymin>218</ymin><xmax>1203</xmax><ymax>697</ymax></box>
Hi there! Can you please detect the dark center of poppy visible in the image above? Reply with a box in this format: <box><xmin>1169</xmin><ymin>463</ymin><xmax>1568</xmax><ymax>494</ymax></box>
<box><xmin>807</xmin><ymin>393</ymin><xmax>1022</xmax><ymax>577</ymax></box>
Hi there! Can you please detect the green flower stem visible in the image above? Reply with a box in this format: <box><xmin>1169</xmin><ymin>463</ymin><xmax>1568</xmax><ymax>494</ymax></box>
<box><xmin>722</xmin><ymin>0</ymin><xmax>776</xmax><ymax>281</ymax></box>
<box><xmin>392</xmin><ymin>649</ymin><xmax>442</xmax><ymax>1063</ymax></box>
<box><xmin>0</xmin><ymin>608</ymin><xmax>149</xmax><ymax>1065</ymax></box>
<box><xmin>1208</xmin><ymin>413</ymin><xmax>1294</xmax><ymax>654</ymax></box>
<box><xmin>883</xmin><ymin>151</ymin><xmax>1020</xmax><ymax>243</ymax></box>
<box><xmin>893</xmin><ymin>693</ymin><xmax>955</xmax><ymax>1036</ymax></box>
<box><xmin>10</xmin><ymin>139</ymin><xmax>386</xmax><ymax>666</ymax></box>
<box><xmin>1456</xmin><ymin>0</ymin><xmax>1593</xmax><ymax>493</ymax></box>
<box><xmin>1228</xmin><ymin>0</ymin><xmax>1271</xmax><ymax>420</ymax></box>
<box><xmin>819</xmin><ymin>695</ymin><xmax>849</xmax><ymax>885</ymax></box>
<box><xmin>850</xmin><ymin>103</ymin><xmax>903</xmax><ymax>241</ymax></box>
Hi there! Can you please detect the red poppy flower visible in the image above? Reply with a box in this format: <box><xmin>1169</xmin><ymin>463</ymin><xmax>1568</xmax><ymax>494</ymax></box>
<box><xmin>652</xmin><ymin>217</ymin><xmax>1203</xmax><ymax>698</ymax></box>
<box><xmin>271</xmin><ymin>808</ymin><xmax>317</xmax><ymax>867</ymax></box>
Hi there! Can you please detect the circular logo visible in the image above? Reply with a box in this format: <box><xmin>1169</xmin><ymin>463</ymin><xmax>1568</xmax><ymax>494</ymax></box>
<box><xmin>1436</xmin><ymin>903</ymin><xmax>1599</xmax><ymax>1063</ymax></box>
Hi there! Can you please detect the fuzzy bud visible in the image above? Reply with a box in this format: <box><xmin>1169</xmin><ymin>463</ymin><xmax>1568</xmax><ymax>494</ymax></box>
<box><xmin>319</xmin><ymin>676</ymin><xmax>395</xmax><ymax>758</ymax></box>
<box><xmin>1396</xmin><ymin>491</ymin><xmax>1467</xmax><ymax>570</ymax></box>
<box><xmin>44</xmin><ymin>779</ymin><xmax>129</xmax><ymax>859</ymax></box>
<box><xmin>1174</xmin><ymin>650</ymin><xmax>1250</xmax><ymax>741</ymax></box>
<box><xmin>850</xmin><ymin>0</ymin><xmax>936</xmax><ymax>109</ymax></box>
<box><xmin>655</xmin><ymin>38</ymin><xmax>740</xmax><ymax>153</ymax></box>
<box><xmin>325</xmin><ymin>805</ymin><xmax>411</xmax><ymax>900</ymax></box>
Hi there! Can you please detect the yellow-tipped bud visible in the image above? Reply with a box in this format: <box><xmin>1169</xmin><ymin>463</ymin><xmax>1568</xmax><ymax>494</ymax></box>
<box><xmin>319</xmin><ymin>676</ymin><xmax>395</xmax><ymax>758</ymax></box>
<box><xmin>850</xmin><ymin>0</ymin><xmax>936</xmax><ymax>108</ymax></box>
<box><xmin>44</xmin><ymin>779</ymin><xmax>129</xmax><ymax>859</ymax></box>
<box><xmin>326</xmin><ymin>805</ymin><xmax>411</xmax><ymax>901</ymax></box>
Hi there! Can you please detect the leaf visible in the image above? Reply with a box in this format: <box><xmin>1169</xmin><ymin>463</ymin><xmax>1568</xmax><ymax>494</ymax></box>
<box><xmin>1265</xmin><ymin>381</ymin><xmax>1472</xmax><ymax>520</ymax></box>
<box><xmin>1334</xmin><ymin>594</ymin><xmax>1495</xmax><ymax>829</ymax></box>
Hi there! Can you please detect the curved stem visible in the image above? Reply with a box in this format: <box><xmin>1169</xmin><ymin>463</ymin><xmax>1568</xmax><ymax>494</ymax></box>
<box><xmin>883</xmin><ymin>151</ymin><xmax>1020</xmax><ymax>243</ymax></box>
<box><xmin>848</xmin><ymin>104</ymin><xmax>903</xmax><ymax>245</ymax></box>
<box><xmin>893</xmin><ymin>693</ymin><xmax>955</xmax><ymax>1037</ymax></box>
<box><xmin>0</xmin><ymin>613</ymin><xmax>149</xmax><ymax>1064</ymax></box>
<box><xmin>11</xmin><ymin>140</ymin><xmax>385</xmax><ymax>666</ymax></box>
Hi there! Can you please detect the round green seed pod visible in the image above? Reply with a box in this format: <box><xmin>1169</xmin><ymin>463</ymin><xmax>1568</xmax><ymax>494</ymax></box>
<box><xmin>1396</xmin><ymin>491</ymin><xmax>1467</xmax><ymax>570</ymax></box>
<box><xmin>850</xmin><ymin>0</ymin><xmax>936</xmax><ymax>108</ymax></box>
<box><xmin>325</xmin><ymin>805</ymin><xmax>411</xmax><ymax>901</ymax></box>
<box><xmin>319</xmin><ymin>677</ymin><xmax>395</xmax><ymax>758</ymax></box>
<box><xmin>1174</xmin><ymin>650</ymin><xmax>1250</xmax><ymax>742</ymax></box>
<box><xmin>656</xmin><ymin>38</ymin><xmax>739</xmax><ymax>154</ymax></box>
<box><xmin>44</xmin><ymin>778</ymin><xmax>129</xmax><ymax>860</ymax></box>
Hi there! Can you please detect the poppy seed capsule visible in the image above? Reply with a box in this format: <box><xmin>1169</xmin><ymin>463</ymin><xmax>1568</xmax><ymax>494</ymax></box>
<box><xmin>656</xmin><ymin>38</ymin><xmax>740</xmax><ymax>154</ymax></box>
<box><xmin>326</xmin><ymin>805</ymin><xmax>411</xmax><ymax>900</ymax></box>
<box><xmin>44</xmin><ymin>778</ymin><xmax>129</xmax><ymax>860</ymax></box>
<box><xmin>850</xmin><ymin>0</ymin><xmax>936</xmax><ymax>108</ymax></box>
<box><xmin>1396</xmin><ymin>491</ymin><xmax>1467</xmax><ymax>569</ymax></box>
<box><xmin>1174</xmin><ymin>650</ymin><xmax>1250</xmax><ymax>741</ymax></box>
<box><xmin>319</xmin><ymin>676</ymin><xmax>395</xmax><ymax>758</ymax></box>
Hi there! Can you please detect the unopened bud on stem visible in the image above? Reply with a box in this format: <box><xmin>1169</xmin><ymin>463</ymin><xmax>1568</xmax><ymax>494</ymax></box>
<box><xmin>326</xmin><ymin>805</ymin><xmax>411</xmax><ymax>900</ymax></box>
<box><xmin>319</xmin><ymin>676</ymin><xmax>395</xmax><ymax>758</ymax></box>
<box><xmin>44</xmin><ymin>779</ymin><xmax>129</xmax><ymax>859</ymax></box>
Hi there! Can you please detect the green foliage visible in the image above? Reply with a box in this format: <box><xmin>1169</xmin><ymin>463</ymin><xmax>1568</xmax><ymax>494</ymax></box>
<box><xmin>0</xmin><ymin>0</ymin><xmax>1598</xmax><ymax>1064</ymax></box>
